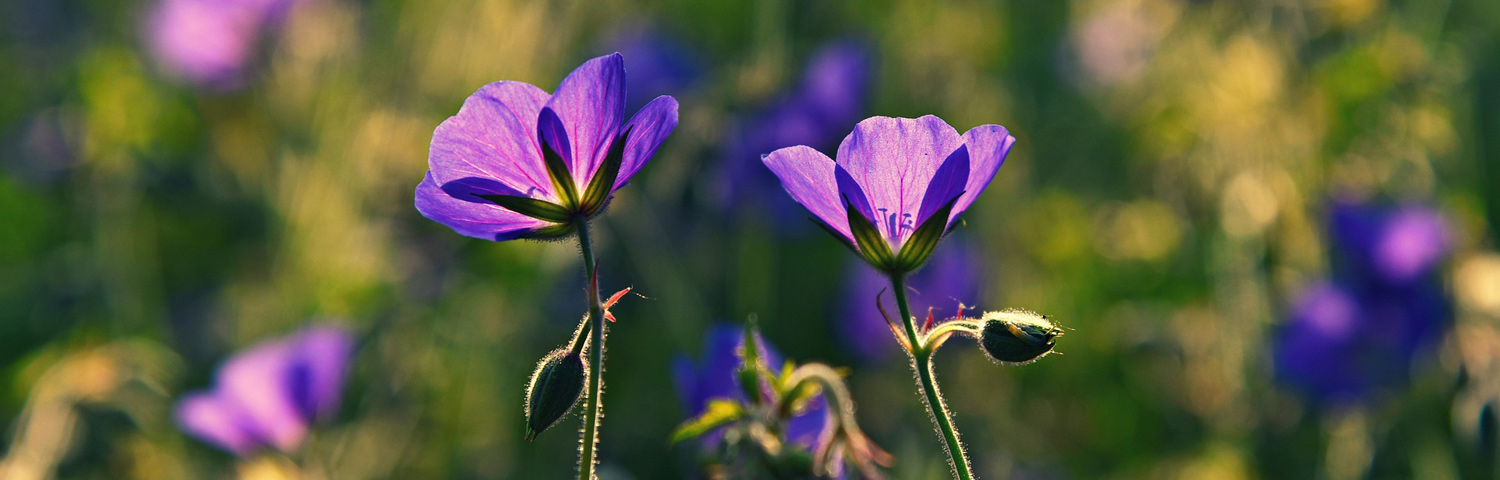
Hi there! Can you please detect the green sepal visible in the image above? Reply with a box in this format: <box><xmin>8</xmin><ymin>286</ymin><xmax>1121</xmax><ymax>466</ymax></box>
<box><xmin>523</xmin><ymin>223</ymin><xmax>576</xmax><ymax>239</ymax></box>
<box><xmin>580</xmin><ymin>126</ymin><xmax>632</xmax><ymax>216</ymax></box>
<box><xmin>539</xmin><ymin>130</ymin><xmax>580</xmax><ymax>210</ymax></box>
<box><xmin>524</xmin><ymin>349</ymin><xmax>588</xmax><ymax>441</ymax></box>
<box><xmin>736</xmin><ymin>320</ymin><xmax>764</xmax><ymax>405</ymax></box>
<box><xmin>477</xmin><ymin>194</ymin><xmax>573</xmax><ymax>223</ymax></box>
<box><xmin>894</xmin><ymin>195</ymin><xmax>959</xmax><ymax>272</ymax></box>
<box><xmin>669</xmin><ymin>399</ymin><xmax>745</xmax><ymax>444</ymax></box>
<box><xmin>844</xmin><ymin>196</ymin><xmax>896</xmax><ymax>271</ymax></box>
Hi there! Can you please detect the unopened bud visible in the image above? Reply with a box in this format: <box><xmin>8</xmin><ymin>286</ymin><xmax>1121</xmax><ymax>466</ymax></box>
<box><xmin>525</xmin><ymin>348</ymin><xmax>589</xmax><ymax>441</ymax></box>
<box><xmin>978</xmin><ymin>310</ymin><xmax>1062</xmax><ymax>365</ymax></box>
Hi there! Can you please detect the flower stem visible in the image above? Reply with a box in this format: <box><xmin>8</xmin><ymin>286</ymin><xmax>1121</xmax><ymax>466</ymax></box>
<box><xmin>890</xmin><ymin>274</ymin><xmax>976</xmax><ymax>480</ymax></box>
<box><xmin>576</xmin><ymin>218</ymin><xmax>606</xmax><ymax>480</ymax></box>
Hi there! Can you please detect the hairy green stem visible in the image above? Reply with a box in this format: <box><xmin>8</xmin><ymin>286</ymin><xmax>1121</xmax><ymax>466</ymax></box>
<box><xmin>890</xmin><ymin>274</ymin><xmax>975</xmax><ymax>480</ymax></box>
<box><xmin>576</xmin><ymin>219</ymin><xmax>606</xmax><ymax>480</ymax></box>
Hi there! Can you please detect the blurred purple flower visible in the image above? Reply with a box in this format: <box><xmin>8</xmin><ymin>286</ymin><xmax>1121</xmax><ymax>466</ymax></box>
<box><xmin>672</xmin><ymin>325</ymin><xmax>827</xmax><ymax>449</ymax></box>
<box><xmin>175</xmin><ymin>325</ymin><xmax>355</xmax><ymax>456</ymax></box>
<box><xmin>720</xmin><ymin>41</ymin><xmax>873</xmax><ymax>224</ymax></box>
<box><xmin>1329</xmin><ymin>202</ymin><xmax>1452</xmax><ymax>287</ymax></box>
<box><xmin>416</xmin><ymin>53</ymin><xmax>679</xmax><ymax>241</ymax></box>
<box><xmin>143</xmin><ymin>0</ymin><xmax>302</xmax><ymax>90</ymax></box>
<box><xmin>1274</xmin><ymin>202</ymin><xmax>1453</xmax><ymax>406</ymax></box>
<box><xmin>841</xmin><ymin>237</ymin><xmax>982</xmax><ymax>361</ymax></box>
<box><xmin>605</xmin><ymin>25</ymin><xmax>701</xmax><ymax>111</ymax></box>
<box><xmin>762</xmin><ymin>115</ymin><xmax>1014</xmax><ymax>273</ymax></box>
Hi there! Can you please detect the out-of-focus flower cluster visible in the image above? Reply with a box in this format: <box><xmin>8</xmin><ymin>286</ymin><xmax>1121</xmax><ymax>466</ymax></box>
<box><xmin>1274</xmin><ymin>201</ymin><xmax>1451</xmax><ymax>406</ymax></box>
<box><xmin>674</xmin><ymin>325</ymin><xmax>892</xmax><ymax>479</ymax></box>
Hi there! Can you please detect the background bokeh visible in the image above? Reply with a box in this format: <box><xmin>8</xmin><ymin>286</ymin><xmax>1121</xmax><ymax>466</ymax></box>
<box><xmin>2</xmin><ymin>0</ymin><xmax>1500</xmax><ymax>478</ymax></box>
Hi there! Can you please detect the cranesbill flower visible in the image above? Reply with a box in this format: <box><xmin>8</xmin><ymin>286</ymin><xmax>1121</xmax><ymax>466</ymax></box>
<box><xmin>1274</xmin><ymin>202</ymin><xmax>1452</xmax><ymax>406</ymax></box>
<box><xmin>672</xmin><ymin>325</ymin><xmax>828</xmax><ymax>449</ymax></box>
<box><xmin>175</xmin><ymin>325</ymin><xmax>354</xmax><ymax>456</ymax></box>
<box><xmin>416</xmin><ymin>53</ymin><xmax>679</xmax><ymax>241</ymax></box>
<box><xmin>762</xmin><ymin>115</ymin><xmax>1014</xmax><ymax>273</ymax></box>
<box><xmin>841</xmin><ymin>236</ymin><xmax>981</xmax><ymax>361</ymax></box>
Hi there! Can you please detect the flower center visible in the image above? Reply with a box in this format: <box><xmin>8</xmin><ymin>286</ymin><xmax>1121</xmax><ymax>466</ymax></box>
<box><xmin>876</xmin><ymin>207</ymin><xmax>916</xmax><ymax>244</ymax></box>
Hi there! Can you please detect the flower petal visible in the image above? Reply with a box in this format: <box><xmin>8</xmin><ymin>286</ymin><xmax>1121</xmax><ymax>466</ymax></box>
<box><xmin>286</xmin><ymin>326</ymin><xmax>354</xmax><ymax>422</ymax></box>
<box><xmin>176</xmin><ymin>393</ymin><xmax>260</xmax><ymax>456</ymax></box>
<box><xmin>763</xmin><ymin>146</ymin><xmax>851</xmax><ymax>245</ymax></box>
<box><xmin>216</xmin><ymin>340</ymin><xmax>308</xmax><ymax>452</ymax></box>
<box><xmin>614</xmin><ymin>95</ymin><xmax>679</xmax><ymax>191</ymax></box>
<box><xmin>544</xmin><ymin>53</ymin><xmax>626</xmax><ymax>188</ymax></box>
<box><xmin>917</xmin><ymin>146</ymin><xmax>969</xmax><ymax>228</ymax></box>
<box><xmin>833</xmin><ymin>116</ymin><xmax>964</xmax><ymax>247</ymax></box>
<box><xmin>951</xmin><ymin>125</ymin><xmax>1015</xmax><ymax>225</ymax></box>
<box><xmin>428</xmin><ymin>81</ymin><xmax>556</xmax><ymax>202</ymax></box>
<box><xmin>415</xmin><ymin>173</ymin><xmax>551</xmax><ymax>241</ymax></box>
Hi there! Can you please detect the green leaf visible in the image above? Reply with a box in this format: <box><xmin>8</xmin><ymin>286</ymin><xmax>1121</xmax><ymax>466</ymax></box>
<box><xmin>894</xmin><ymin>195</ymin><xmax>959</xmax><ymax>272</ymax></box>
<box><xmin>539</xmin><ymin>131</ymin><xmax>579</xmax><ymax>210</ymax></box>
<box><xmin>477</xmin><ymin>194</ymin><xmax>573</xmax><ymax>223</ymax></box>
<box><xmin>844</xmin><ymin>197</ymin><xmax>896</xmax><ymax>271</ymax></box>
<box><xmin>580</xmin><ymin>126</ymin><xmax>632</xmax><ymax>216</ymax></box>
<box><xmin>670</xmin><ymin>399</ymin><xmax>745</xmax><ymax>444</ymax></box>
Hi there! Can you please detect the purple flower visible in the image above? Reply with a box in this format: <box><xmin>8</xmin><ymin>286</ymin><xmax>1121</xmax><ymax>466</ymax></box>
<box><xmin>1329</xmin><ymin>202</ymin><xmax>1452</xmax><ymax>287</ymax></box>
<box><xmin>841</xmin><ymin>236</ymin><xmax>982</xmax><ymax>361</ymax></box>
<box><xmin>143</xmin><ymin>0</ymin><xmax>302</xmax><ymax>90</ymax></box>
<box><xmin>721</xmin><ymin>42</ymin><xmax>872</xmax><ymax>224</ymax></box>
<box><xmin>672</xmin><ymin>325</ymin><xmax>827</xmax><ymax>449</ymax></box>
<box><xmin>1274</xmin><ymin>202</ymin><xmax>1453</xmax><ymax>406</ymax></box>
<box><xmin>175</xmin><ymin>325</ymin><xmax>355</xmax><ymax>456</ymax></box>
<box><xmin>762</xmin><ymin>115</ymin><xmax>1014</xmax><ymax>273</ymax></box>
<box><xmin>415</xmin><ymin>53</ymin><xmax>679</xmax><ymax>241</ymax></box>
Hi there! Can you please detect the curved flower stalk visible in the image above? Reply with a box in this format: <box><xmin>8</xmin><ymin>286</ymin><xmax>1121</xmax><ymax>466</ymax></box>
<box><xmin>414</xmin><ymin>53</ymin><xmax>678</xmax><ymax>480</ymax></box>
<box><xmin>841</xmin><ymin>237</ymin><xmax>981</xmax><ymax>361</ymax></box>
<box><xmin>764</xmin><ymin>115</ymin><xmax>1048</xmax><ymax>480</ymax></box>
<box><xmin>175</xmin><ymin>325</ymin><xmax>355</xmax><ymax>457</ymax></box>
<box><xmin>672</xmin><ymin>323</ymin><xmax>892</xmax><ymax>479</ymax></box>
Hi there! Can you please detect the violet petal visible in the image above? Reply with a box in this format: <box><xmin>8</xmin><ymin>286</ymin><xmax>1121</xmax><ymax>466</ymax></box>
<box><xmin>762</xmin><ymin>146</ymin><xmax>853</xmax><ymax>245</ymax></box>
<box><xmin>415</xmin><ymin>173</ymin><xmax>551</xmax><ymax>241</ymax></box>
<box><xmin>614</xmin><ymin>95</ymin><xmax>679</xmax><ymax>191</ymax></box>
<box><xmin>542</xmin><ymin>53</ymin><xmax>626</xmax><ymax>187</ymax></box>
<box><xmin>833</xmin><ymin>116</ymin><xmax>964</xmax><ymax>248</ymax></box>
<box><xmin>428</xmin><ymin>81</ymin><xmax>556</xmax><ymax>202</ymax></box>
<box><xmin>953</xmin><ymin>125</ymin><xmax>1015</xmax><ymax>226</ymax></box>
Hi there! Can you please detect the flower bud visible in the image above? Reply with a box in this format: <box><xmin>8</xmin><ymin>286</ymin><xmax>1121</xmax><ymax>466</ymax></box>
<box><xmin>525</xmin><ymin>348</ymin><xmax>589</xmax><ymax>441</ymax></box>
<box><xmin>978</xmin><ymin>310</ymin><xmax>1062</xmax><ymax>365</ymax></box>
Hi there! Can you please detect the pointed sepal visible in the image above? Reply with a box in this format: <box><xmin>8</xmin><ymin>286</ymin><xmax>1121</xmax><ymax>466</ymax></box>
<box><xmin>894</xmin><ymin>195</ymin><xmax>959</xmax><ymax>272</ymax></box>
<box><xmin>580</xmin><ymin>126</ymin><xmax>632</xmax><ymax>216</ymax></box>
<box><xmin>844</xmin><ymin>196</ymin><xmax>897</xmax><ymax>272</ymax></box>
<box><xmin>538</xmin><ymin>108</ymin><xmax>580</xmax><ymax>210</ymax></box>
<box><xmin>477</xmin><ymin>194</ymin><xmax>574</xmax><ymax>223</ymax></box>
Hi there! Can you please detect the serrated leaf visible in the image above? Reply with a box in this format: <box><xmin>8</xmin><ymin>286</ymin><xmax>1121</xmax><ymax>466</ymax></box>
<box><xmin>670</xmin><ymin>399</ymin><xmax>745</xmax><ymax>444</ymax></box>
<box><xmin>894</xmin><ymin>195</ymin><xmax>959</xmax><ymax>272</ymax></box>
<box><xmin>477</xmin><ymin>194</ymin><xmax>573</xmax><ymax>223</ymax></box>
<box><xmin>844</xmin><ymin>197</ymin><xmax>896</xmax><ymax>271</ymax></box>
